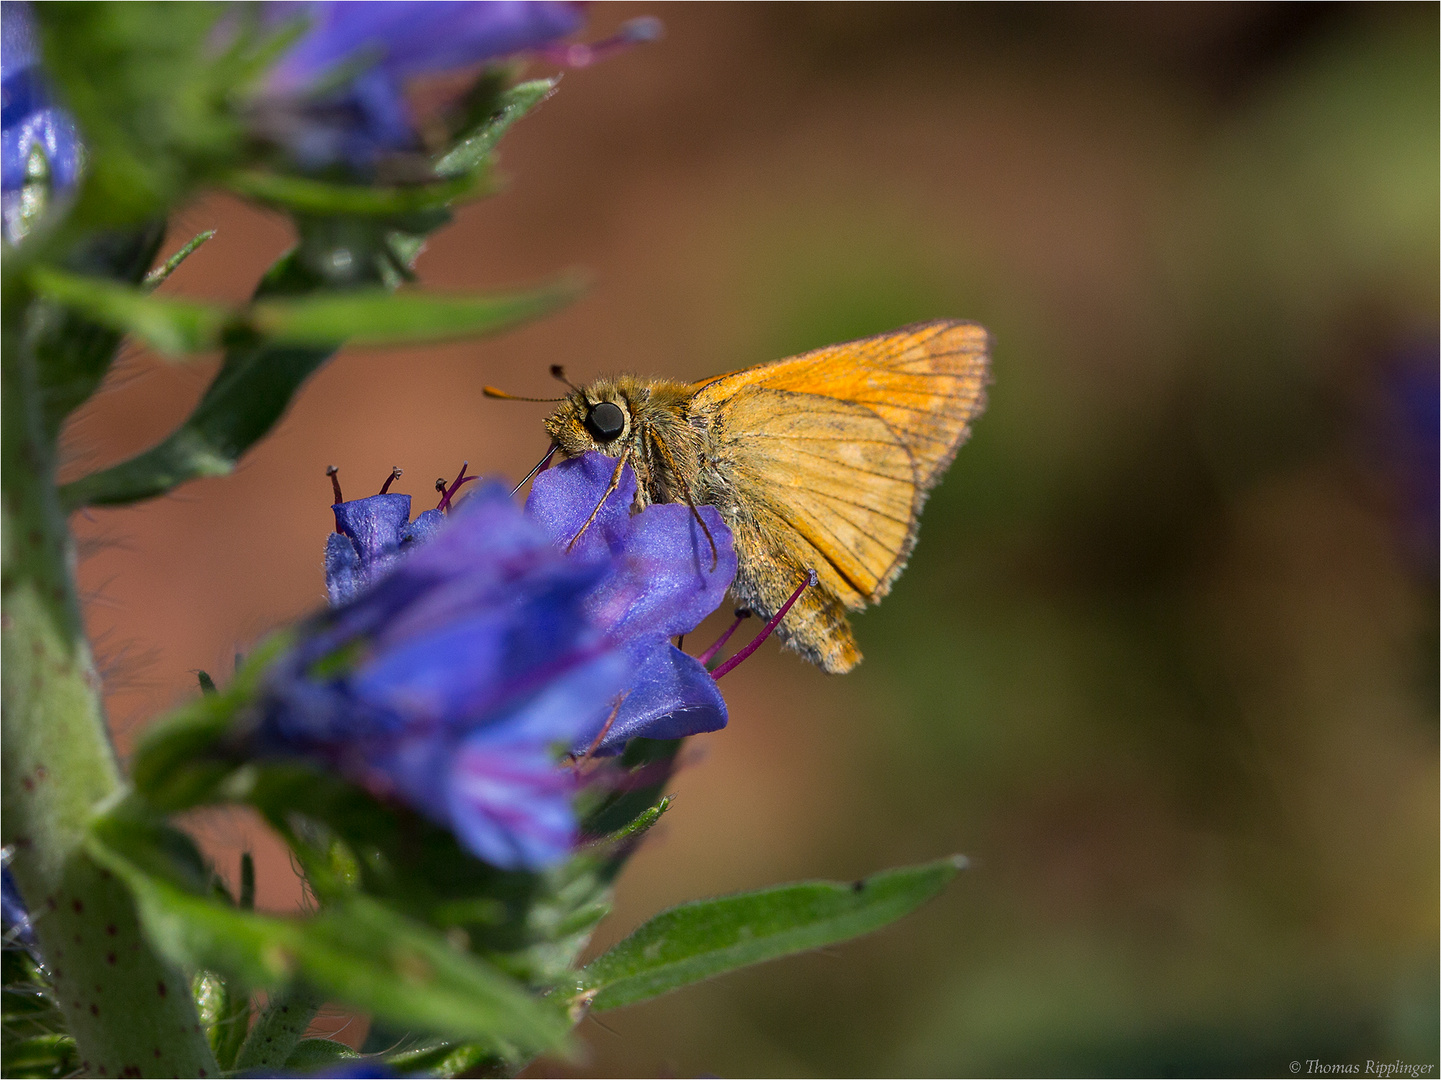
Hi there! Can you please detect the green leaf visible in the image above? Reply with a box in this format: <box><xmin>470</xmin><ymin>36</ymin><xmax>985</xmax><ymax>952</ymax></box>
<box><xmin>435</xmin><ymin>78</ymin><xmax>558</xmax><ymax>178</ymax></box>
<box><xmin>31</xmin><ymin>223</ymin><xmax>166</xmax><ymax>437</ymax></box>
<box><xmin>385</xmin><ymin>1039</ymin><xmax>501</xmax><ymax>1078</ymax></box>
<box><xmin>285</xmin><ymin>1038</ymin><xmax>361</xmax><ymax>1071</ymax></box>
<box><xmin>86</xmin><ymin>811</ymin><xmax>572</xmax><ymax>1057</ymax></box>
<box><xmin>129</xmin><ymin>633</ymin><xmax>290</xmax><ymax>811</ymax></box>
<box><xmin>227</xmin><ymin>169</ymin><xmax>489</xmax><ymax>217</ymax></box>
<box><xmin>575</xmin><ymin>856</ymin><xmax>967</xmax><ymax>1012</ymax></box>
<box><xmin>36</xmin><ymin>272</ymin><xmax>579</xmax><ymax>357</ymax></box>
<box><xmin>53</xmin><ymin>247</ymin><xmax>335</xmax><ymax>508</ymax></box>
<box><xmin>0</xmin><ymin>1034</ymin><xmax>79</xmax><ymax>1079</ymax></box>
<box><xmin>250</xmin><ymin>278</ymin><xmax>582</xmax><ymax>347</ymax></box>
<box><xmin>30</xmin><ymin>266</ymin><xmax>232</xmax><ymax>357</ymax></box>
<box><xmin>145</xmin><ymin>230</ymin><xmax>217</xmax><ymax>290</ymax></box>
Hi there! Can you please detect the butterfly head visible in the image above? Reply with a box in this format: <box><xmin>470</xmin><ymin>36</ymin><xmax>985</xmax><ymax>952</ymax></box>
<box><xmin>543</xmin><ymin>376</ymin><xmax>639</xmax><ymax>459</ymax></box>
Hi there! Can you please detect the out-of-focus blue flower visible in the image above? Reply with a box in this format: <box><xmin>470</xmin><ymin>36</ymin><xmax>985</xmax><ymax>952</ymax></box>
<box><xmin>2</xmin><ymin>865</ymin><xmax>36</xmax><ymax>952</ymax></box>
<box><xmin>242</xmin><ymin>1059</ymin><xmax>392</xmax><ymax>1079</ymax></box>
<box><xmin>253</xmin><ymin>1</ymin><xmax>585</xmax><ymax>172</ymax></box>
<box><xmin>1368</xmin><ymin>339</ymin><xmax>1439</xmax><ymax>580</ymax></box>
<box><xmin>526</xmin><ymin>452</ymin><xmax>736</xmax><ymax>753</ymax></box>
<box><xmin>325</xmin><ymin>493</ymin><xmax>444</xmax><ymax>607</ymax></box>
<box><xmin>1</xmin><ymin>0</ymin><xmax>81</xmax><ymax>242</ymax></box>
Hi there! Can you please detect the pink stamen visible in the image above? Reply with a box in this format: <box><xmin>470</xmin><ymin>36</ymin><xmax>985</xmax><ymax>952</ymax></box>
<box><xmin>710</xmin><ymin>570</ymin><xmax>817</xmax><ymax>680</ymax></box>
<box><xmin>539</xmin><ymin>17</ymin><xmax>663</xmax><ymax>68</ymax></box>
<box><xmin>436</xmin><ymin>461</ymin><xmax>476</xmax><ymax>512</ymax></box>
<box><xmin>696</xmin><ymin>609</ymin><xmax>752</xmax><ymax>667</ymax></box>
<box><xmin>378</xmin><ymin>466</ymin><xmax>402</xmax><ymax>495</ymax></box>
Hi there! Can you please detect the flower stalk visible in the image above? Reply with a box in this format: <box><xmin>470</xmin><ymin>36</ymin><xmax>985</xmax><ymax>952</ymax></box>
<box><xmin>1</xmin><ymin>281</ymin><xmax>217</xmax><ymax>1075</ymax></box>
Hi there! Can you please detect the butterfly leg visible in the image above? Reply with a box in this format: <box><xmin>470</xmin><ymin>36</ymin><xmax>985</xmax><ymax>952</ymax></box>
<box><xmin>567</xmin><ymin>451</ymin><xmax>628</xmax><ymax>551</ymax></box>
<box><xmin>647</xmin><ymin>431</ymin><xmax>718</xmax><ymax>570</ymax></box>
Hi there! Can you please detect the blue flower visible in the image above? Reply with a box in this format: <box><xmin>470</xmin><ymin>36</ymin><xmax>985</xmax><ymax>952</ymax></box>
<box><xmin>326</xmin><ymin>493</ymin><xmax>444</xmax><ymax>607</ymax></box>
<box><xmin>1367</xmin><ymin>339</ymin><xmax>1439</xmax><ymax>581</ymax></box>
<box><xmin>526</xmin><ymin>452</ymin><xmax>736</xmax><ymax>753</ymax></box>
<box><xmin>268</xmin><ymin>455</ymin><xmax>735</xmax><ymax>869</ymax></box>
<box><xmin>1</xmin><ymin>0</ymin><xmax>81</xmax><ymax>242</ymax></box>
<box><xmin>2</xmin><ymin>865</ymin><xmax>36</xmax><ymax>953</ymax></box>
<box><xmin>254</xmin><ymin>1</ymin><xmax>586</xmax><ymax>172</ymax></box>
<box><xmin>267</xmin><ymin>480</ymin><xmax>627</xmax><ymax>869</ymax></box>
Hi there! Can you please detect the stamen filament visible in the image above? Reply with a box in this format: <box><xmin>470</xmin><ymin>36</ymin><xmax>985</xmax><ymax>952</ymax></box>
<box><xmin>697</xmin><ymin>609</ymin><xmax>751</xmax><ymax>667</ymax></box>
<box><xmin>326</xmin><ymin>464</ymin><xmax>343</xmax><ymax>503</ymax></box>
<box><xmin>436</xmin><ymin>462</ymin><xmax>476</xmax><ymax>511</ymax></box>
<box><xmin>710</xmin><ymin>570</ymin><xmax>817</xmax><ymax>680</ymax></box>
<box><xmin>379</xmin><ymin>466</ymin><xmax>402</xmax><ymax>495</ymax></box>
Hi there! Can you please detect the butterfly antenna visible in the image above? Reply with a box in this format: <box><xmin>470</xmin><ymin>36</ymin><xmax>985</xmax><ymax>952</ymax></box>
<box><xmin>482</xmin><ymin>385</ymin><xmax>566</xmax><ymax>403</ymax></box>
<box><xmin>550</xmin><ymin>364</ymin><xmax>581</xmax><ymax>392</ymax></box>
<box><xmin>511</xmin><ymin>444</ymin><xmax>559</xmax><ymax>497</ymax></box>
<box><xmin>648</xmin><ymin>432</ymin><xmax>718</xmax><ymax>571</ymax></box>
<box><xmin>567</xmin><ymin>452</ymin><xmax>627</xmax><ymax>551</ymax></box>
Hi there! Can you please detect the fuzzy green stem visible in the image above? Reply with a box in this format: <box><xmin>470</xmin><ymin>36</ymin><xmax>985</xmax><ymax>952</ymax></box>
<box><xmin>233</xmin><ymin>983</ymin><xmax>322</xmax><ymax>1072</ymax></box>
<box><xmin>2</xmin><ymin>281</ymin><xmax>218</xmax><ymax>1076</ymax></box>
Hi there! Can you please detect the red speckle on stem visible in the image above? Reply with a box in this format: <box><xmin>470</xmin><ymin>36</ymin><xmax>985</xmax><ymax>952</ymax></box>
<box><xmin>105</xmin><ymin>952</ymin><xmax>116</xmax><ymax>965</ymax></box>
<box><xmin>156</xmin><ymin>980</ymin><xmax>167</xmax><ymax>997</ymax></box>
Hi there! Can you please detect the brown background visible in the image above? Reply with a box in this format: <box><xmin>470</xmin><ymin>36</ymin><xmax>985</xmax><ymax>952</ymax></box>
<box><xmin>62</xmin><ymin>4</ymin><xmax>1437</xmax><ymax>1076</ymax></box>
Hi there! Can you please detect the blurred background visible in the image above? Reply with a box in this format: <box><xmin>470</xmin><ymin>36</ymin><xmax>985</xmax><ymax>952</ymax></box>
<box><xmin>59</xmin><ymin>3</ymin><xmax>1437</xmax><ymax>1076</ymax></box>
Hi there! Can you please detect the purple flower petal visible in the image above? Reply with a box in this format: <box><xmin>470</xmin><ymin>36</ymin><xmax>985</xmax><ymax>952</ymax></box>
<box><xmin>597</xmin><ymin>644</ymin><xmax>727</xmax><ymax>751</ymax></box>
<box><xmin>266</xmin><ymin>1</ymin><xmax>585</xmax><ymax>92</ymax></box>
<box><xmin>256</xmin><ymin>1</ymin><xmax>585</xmax><ymax>171</ymax></box>
<box><xmin>524</xmin><ymin>451</ymin><xmax>638</xmax><ymax>560</ymax></box>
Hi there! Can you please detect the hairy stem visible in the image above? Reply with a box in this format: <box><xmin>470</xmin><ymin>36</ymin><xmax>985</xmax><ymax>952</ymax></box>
<box><xmin>233</xmin><ymin>983</ymin><xmax>322</xmax><ymax>1073</ymax></box>
<box><xmin>1</xmin><ymin>280</ymin><xmax>218</xmax><ymax>1076</ymax></box>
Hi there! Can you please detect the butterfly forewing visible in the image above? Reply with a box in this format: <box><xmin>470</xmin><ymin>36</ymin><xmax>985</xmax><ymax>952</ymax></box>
<box><xmin>693</xmin><ymin>320</ymin><xmax>990</xmax><ymax>490</ymax></box>
<box><xmin>714</xmin><ymin>388</ymin><xmax>916</xmax><ymax>606</ymax></box>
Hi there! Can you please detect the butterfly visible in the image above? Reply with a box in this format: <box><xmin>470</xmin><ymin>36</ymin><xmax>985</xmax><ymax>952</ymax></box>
<box><xmin>490</xmin><ymin>320</ymin><xmax>990</xmax><ymax>673</ymax></box>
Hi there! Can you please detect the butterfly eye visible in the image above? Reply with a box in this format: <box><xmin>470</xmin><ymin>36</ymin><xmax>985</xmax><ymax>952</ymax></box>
<box><xmin>584</xmin><ymin>401</ymin><xmax>626</xmax><ymax>442</ymax></box>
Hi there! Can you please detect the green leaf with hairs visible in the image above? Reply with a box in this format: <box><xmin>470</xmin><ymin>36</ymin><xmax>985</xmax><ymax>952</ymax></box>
<box><xmin>435</xmin><ymin>78</ymin><xmax>558</xmax><ymax>177</ymax></box>
<box><xmin>249</xmin><ymin>277</ymin><xmax>582</xmax><ymax>346</ymax></box>
<box><xmin>226</xmin><ymin>170</ymin><xmax>490</xmax><ymax>217</ymax></box>
<box><xmin>574</xmin><ymin>856</ymin><xmax>966</xmax><ymax>1012</ymax></box>
<box><xmin>86</xmin><ymin>808</ymin><xmax>572</xmax><ymax>1057</ymax></box>
<box><xmin>30</xmin><ymin>267</ymin><xmax>234</xmax><ymax>357</ymax></box>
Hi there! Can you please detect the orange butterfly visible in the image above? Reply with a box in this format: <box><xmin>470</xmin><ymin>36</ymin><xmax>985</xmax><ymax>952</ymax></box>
<box><xmin>493</xmin><ymin>320</ymin><xmax>990</xmax><ymax>673</ymax></box>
